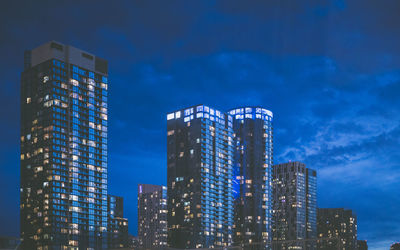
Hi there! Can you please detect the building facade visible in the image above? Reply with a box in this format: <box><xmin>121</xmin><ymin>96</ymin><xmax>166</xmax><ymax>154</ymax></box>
<box><xmin>317</xmin><ymin>208</ymin><xmax>357</xmax><ymax>250</ymax></box>
<box><xmin>137</xmin><ymin>184</ymin><xmax>168</xmax><ymax>249</ymax></box>
<box><xmin>108</xmin><ymin>195</ymin><xmax>129</xmax><ymax>249</ymax></box>
<box><xmin>228</xmin><ymin>107</ymin><xmax>273</xmax><ymax>249</ymax></box>
<box><xmin>20</xmin><ymin>41</ymin><xmax>109</xmax><ymax>249</ymax></box>
<box><xmin>357</xmin><ymin>240</ymin><xmax>368</xmax><ymax>250</ymax></box>
<box><xmin>167</xmin><ymin>105</ymin><xmax>234</xmax><ymax>248</ymax></box>
<box><xmin>272</xmin><ymin>162</ymin><xmax>317</xmax><ymax>249</ymax></box>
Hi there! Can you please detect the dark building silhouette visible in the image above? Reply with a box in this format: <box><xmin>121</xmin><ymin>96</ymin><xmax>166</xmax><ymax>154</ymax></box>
<box><xmin>228</xmin><ymin>107</ymin><xmax>273</xmax><ymax>248</ymax></box>
<box><xmin>357</xmin><ymin>240</ymin><xmax>368</xmax><ymax>250</ymax></box>
<box><xmin>317</xmin><ymin>208</ymin><xmax>357</xmax><ymax>250</ymax></box>
<box><xmin>167</xmin><ymin>105</ymin><xmax>234</xmax><ymax>248</ymax></box>
<box><xmin>137</xmin><ymin>184</ymin><xmax>167</xmax><ymax>249</ymax></box>
<box><xmin>391</xmin><ymin>243</ymin><xmax>400</xmax><ymax>250</ymax></box>
<box><xmin>108</xmin><ymin>195</ymin><xmax>129</xmax><ymax>249</ymax></box>
<box><xmin>0</xmin><ymin>236</ymin><xmax>21</xmax><ymax>249</ymax></box>
<box><xmin>272</xmin><ymin>162</ymin><xmax>317</xmax><ymax>250</ymax></box>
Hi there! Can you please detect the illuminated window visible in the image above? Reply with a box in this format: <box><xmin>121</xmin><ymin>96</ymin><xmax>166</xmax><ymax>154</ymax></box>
<box><xmin>167</xmin><ymin>113</ymin><xmax>174</xmax><ymax>120</ymax></box>
<box><xmin>184</xmin><ymin>108</ymin><xmax>193</xmax><ymax>116</ymax></box>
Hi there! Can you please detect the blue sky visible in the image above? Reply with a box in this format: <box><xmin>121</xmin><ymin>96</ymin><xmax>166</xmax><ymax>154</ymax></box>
<box><xmin>0</xmin><ymin>1</ymin><xmax>399</xmax><ymax>248</ymax></box>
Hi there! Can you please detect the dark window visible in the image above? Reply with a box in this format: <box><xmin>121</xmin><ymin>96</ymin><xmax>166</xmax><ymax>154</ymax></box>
<box><xmin>51</xmin><ymin>42</ymin><xmax>63</xmax><ymax>51</ymax></box>
<box><xmin>82</xmin><ymin>52</ymin><xmax>94</xmax><ymax>60</ymax></box>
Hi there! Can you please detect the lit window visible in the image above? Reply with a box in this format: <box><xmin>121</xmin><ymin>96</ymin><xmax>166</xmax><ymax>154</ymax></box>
<box><xmin>70</xmin><ymin>79</ymin><xmax>79</xmax><ymax>86</ymax></box>
<box><xmin>167</xmin><ymin>113</ymin><xmax>174</xmax><ymax>120</ymax></box>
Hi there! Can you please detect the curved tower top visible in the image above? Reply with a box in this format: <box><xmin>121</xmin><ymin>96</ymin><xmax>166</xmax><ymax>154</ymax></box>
<box><xmin>228</xmin><ymin>106</ymin><xmax>273</xmax><ymax>121</ymax></box>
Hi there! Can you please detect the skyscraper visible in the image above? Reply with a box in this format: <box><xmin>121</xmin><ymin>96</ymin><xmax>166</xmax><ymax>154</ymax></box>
<box><xmin>167</xmin><ymin>105</ymin><xmax>234</xmax><ymax>248</ymax></box>
<box><xmin>272</xmin><ymin>162</ymin><xmax>317</xmax><ymax>250</ymax></box>
<box><xmin>20</xmin><ymin>41</ymin><xmax>109</xmax><ymax>249</ymax></box>
<box><xmin>317</xmin><ymin>208</ymin><xmax>357</xmax><ymax>250</ymax></box>
<box><xmin>137</xmin><ymin>184</ymin><xmax>168</xmax><ymax>249</ymax></box>
<box><xmin>228</xmin><ymin>107</ymin><xmax>273</xmax><ymax>248</ymax></box>
<box><xmin>107</xmin><ymin>195</ymin><xmax>129</xmax><ymax>249</ymax></box>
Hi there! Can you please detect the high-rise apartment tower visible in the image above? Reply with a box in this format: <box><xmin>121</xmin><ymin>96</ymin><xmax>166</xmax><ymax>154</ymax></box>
<box><xmin>228</xmin><ymin>107</ymin><xmax>273</xmax><ymax>249</ymax></box>
<box><xmin>137</xmin><ymin>184</ymin><xmax>168</xmax><ymax>249</ymax></box>
<box><xmin>272</xmin><ymin>162</ymin><xmax>317</xmax><ymax>250</ymax></box>
<box><xmin>167</xmin><ymin>105</ymin><xmax>234</xmax><ymax>248</ymax></box>
<box><xmin>20</xmin><ymin>41</ymin><xmax>109</xmax><ymax>249</ymax></box>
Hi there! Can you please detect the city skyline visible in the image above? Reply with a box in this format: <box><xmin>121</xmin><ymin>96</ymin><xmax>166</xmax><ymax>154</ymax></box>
<box><xmin>1</xmin><ymin>1</ymin><xmax>400</xmax><ymax>249</ymax></box>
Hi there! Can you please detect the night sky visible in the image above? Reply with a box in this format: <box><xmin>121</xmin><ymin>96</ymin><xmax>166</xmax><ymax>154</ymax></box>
<box><xmin>1</xmin><ymin>1</ymin><xmax>400</xmax><ymax>248</ymax></box>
